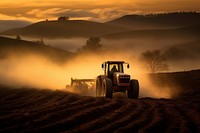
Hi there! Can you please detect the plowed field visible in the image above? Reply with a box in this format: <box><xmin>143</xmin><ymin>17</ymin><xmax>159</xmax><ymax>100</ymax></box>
<box><xmin>0</xmin><ymin>85</ymin><xmax>199</xmax><ymax>133</ymax></box>
<box><xmin>1</xmin><ymin>70</ymin><xmax>200</xmax><ymax>132</ymax></box>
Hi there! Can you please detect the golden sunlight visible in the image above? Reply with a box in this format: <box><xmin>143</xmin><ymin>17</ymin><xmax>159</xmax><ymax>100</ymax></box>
<box><xmin>0</xmin><ymin>0</ymin><xmax>199</xmax><ymax>22</ymax></box>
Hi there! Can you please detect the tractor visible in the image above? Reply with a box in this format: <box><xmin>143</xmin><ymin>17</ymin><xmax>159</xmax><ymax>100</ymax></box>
<box><xmin>96</xmin><ymin>61</ymin><xmax>139</xmax><ymax>99</ymax></box>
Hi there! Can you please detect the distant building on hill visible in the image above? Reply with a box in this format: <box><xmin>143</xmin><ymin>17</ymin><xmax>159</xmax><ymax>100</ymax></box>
<box><xmin>58</xmin><ymin>16</ymin><xmax>69</xmax><ymax>21</ymax></box>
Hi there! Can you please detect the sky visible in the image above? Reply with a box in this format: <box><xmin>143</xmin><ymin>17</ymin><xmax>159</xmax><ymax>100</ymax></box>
<box><xmin>0</xmin><ymin>0</ymin><xmax>200</xmax><ymax>22</ymax></box>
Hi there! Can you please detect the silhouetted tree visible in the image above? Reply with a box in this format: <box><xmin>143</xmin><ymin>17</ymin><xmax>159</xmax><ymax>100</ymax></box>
<box><xmin>80</xmin><ymin>36</ymin><xmax>102</xmax><ymax>52</ymax></box>
<box><xmin>16</xmin><ymin>34</ymin><xmax>21</xmax><ymax>40</ymax></box>
<box><xmin>40</xmin><ymin>38</ymin><xmax>44</xmax><ymax>44</ymax></box>
<box><xmin>140</xmin><ymin>50</ymin><xmax>168</xmax><ymax>73</ymax></box>
<box><xmin>58</xmin><ymin>16</ymin><xmax>69</xmax><ymax>21</ymax></box>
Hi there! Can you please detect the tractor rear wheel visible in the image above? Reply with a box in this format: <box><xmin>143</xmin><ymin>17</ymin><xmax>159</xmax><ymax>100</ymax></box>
<box><xmin>104</xmin><ymin>78</ymin><xmax>113</xmax><ymax>98</ymax></box>
<box><xmin>96</xmin><ymin>77</ymin><xmax>101</xmax><ymax>96</ymax></box>
<box><xmin>128</xmin><ymin>79</ymin><xmax>139</xmax><ymax>99</ymax></box>
<box><xmin>96</xmin><ymin>76</ymin><xmax>104</xmax><ymax>96</ymax></box>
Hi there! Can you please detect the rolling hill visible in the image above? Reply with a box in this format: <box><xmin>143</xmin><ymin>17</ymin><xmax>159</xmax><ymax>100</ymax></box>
<box><xmin>106</xmin><ymin>12</ymin><xmax>200</xmax><ymax>30</ymax></box>
<box><xmin>102</xmin><ymin>24</ymin><xmax>200</xmax><ymax>40</ymax></box>
<box><xmin>0</xmin><ymin>69</ymin><xmax>200</xmax><ymax>132</ymax></box>
<box><xmin>0</xmin><ymin>20</ymin><xmax>128</xmax><ymax>38</ymax></box>
<box><xmin>0</xmin><ymin>20</ymin><xmax>31</xmax><ymax>32</ymax></box>
<box><xmin>1</xmin><ymin>12</ymin><xmax>200</xmax><ymax>40</ymax></box>
<box><xmin>0</xmin><ymin>36</ymin><xmax>73</xmax><ymax>63</ymax></box>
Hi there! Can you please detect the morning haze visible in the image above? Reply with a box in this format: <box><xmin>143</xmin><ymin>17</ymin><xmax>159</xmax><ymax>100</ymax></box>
<box><xmin>0</xmin><ymin>12</ymin><xmax>200</xmax><ymax>99</ymax></box>
<box><xmin>0</xmin><ymin>0</ymin><xmax>200</xmax><ymax>132</ymax></box>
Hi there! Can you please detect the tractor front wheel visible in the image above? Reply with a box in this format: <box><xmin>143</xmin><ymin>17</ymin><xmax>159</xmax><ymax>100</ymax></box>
<box><xmin>128</xmin><ymin>79</ymin><xmax>139</xmax><ymax>99</ymax></box>
<box><xmin>103</xmin><ymin>78</ymin><xmax>113</xmax><ymax>98</ymax></box>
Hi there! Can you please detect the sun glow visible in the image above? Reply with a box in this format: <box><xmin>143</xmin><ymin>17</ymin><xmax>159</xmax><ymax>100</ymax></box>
<box><xmin>0</xmin><ymin>0</ymin><xmax>199</xmax><ymax>22</ymax></box>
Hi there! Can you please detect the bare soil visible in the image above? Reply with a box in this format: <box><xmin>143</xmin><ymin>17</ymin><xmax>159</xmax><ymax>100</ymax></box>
<box><xmin>0</xmin><ymin>70</ymin><xmax>200</xmax><ymax>132</ymax></box>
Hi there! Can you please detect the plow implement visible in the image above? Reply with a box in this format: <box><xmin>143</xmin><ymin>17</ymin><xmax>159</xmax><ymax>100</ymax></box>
<box><xmin>69</xmin><ymin>78</ymin><xmax>96</xmax><ymax>95</ymax></box>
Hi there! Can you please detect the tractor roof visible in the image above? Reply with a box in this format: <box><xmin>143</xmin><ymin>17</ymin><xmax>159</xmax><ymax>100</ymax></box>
<box><xmin>105</xmin><ymin>61</ymin><xmax>125</xmax><ymax>64</ymax></box>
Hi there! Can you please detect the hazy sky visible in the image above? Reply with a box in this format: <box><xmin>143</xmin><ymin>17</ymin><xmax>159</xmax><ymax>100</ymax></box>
<box><xmin>0</xmin><ymin>0</ymin><xmax>200</xmax><ymax>22</ymax></box>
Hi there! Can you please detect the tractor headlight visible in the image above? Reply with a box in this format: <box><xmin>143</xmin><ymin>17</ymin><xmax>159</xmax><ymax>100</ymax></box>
<box><xmin>119</xmin><ymin>76</ymin><xmax>130</xmax><ymax>83</ymax></box>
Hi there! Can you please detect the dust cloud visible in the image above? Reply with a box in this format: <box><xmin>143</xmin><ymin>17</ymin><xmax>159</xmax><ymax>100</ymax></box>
<box><xmin>0</xmin><ymin>53</ymin><xmax>104</xmax><ymax>90</ymax></box>
<box><xmin>0</xmin><ymin>49</ymin><xmax>180</xmax><ymax>99</ymax></box>
<box><xmin>1</xmin><ymin>35</ymin><xmax>194</xmax><ymax>98</ymax></box>
<box><xmin>0</xmin><ymin>55</ymin><xmax>66</xmax><ymax>89</ymax></box>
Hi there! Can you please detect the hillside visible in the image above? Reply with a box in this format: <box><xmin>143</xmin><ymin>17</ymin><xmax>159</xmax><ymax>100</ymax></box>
<box><xmin>106</xmin><ymin>12</ymin><xmax>200</xmax><ymax>30</ymax></box>
<box><xmin>163</xmin><ymin>40</ymin><xmax>200</xmax><ymax>61</ymax></box>
<box><xmin>0</xmin><ymin>69</ymin><xmax>200</xmax><ymax>132</ymax></box>
<box><xmin>0</xmin><ymin>20</ymin><xmax>128</xmax><ymax>38</ymax></box>
<box><xmin>0</xmin><ymin>36</ymin><xmax>73</xmax><ymax>63</ymax></box>
<box><xmin>0</xmin><ymin>20</ymin><xmax>31</xmax><ymax>32</ymax></box>
<box><xmin>102</xmin><ymin>24</ymin><xmax>200</xmax><ymax>40</ymax></box>
<box><xmin>2</xmin><ymin>12</ymin><xmax>200</xmax><ymax>40</ymax></box>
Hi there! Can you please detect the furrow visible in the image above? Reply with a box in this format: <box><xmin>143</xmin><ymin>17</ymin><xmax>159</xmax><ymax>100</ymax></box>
<box><xmin>139</xmin><ymin>102</ymin><xmax>168</xmax><ymax>133</ymax></box>
<box><xmin>0</xmin><ymin>92</ymin><xmax>78</xmax><ymax>116</ymax></box>
<box><xmin>164</xmin><ymin>103</ymin><xmax>193</xmax><ymax>133</ymax></box>
<box><xmin>70</xmin><ymin>99</ymin><xmax>137</xmax><ymax>132</ymax></box>
<box><xmin>35</xmin><ymin>99</ymin><xmax>123</xmax><ymax>132</ymax></box>
<box><xmin>0</xmin><ymin>97</ymin><xmax>97</xmax><ymax>130</ymax></box>
<box><xmin>93</xmin><ymin>100</ymin><xmax>148</xmax><ymax>133</ymax></box>
<box><xmin>114</xmin><ymin>100</ymin><xmax>160</xmax><ymax>133</ymax></box>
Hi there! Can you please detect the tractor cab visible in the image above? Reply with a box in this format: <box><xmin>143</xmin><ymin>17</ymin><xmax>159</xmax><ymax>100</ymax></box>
<box><xmin>102</xmin><ymin>61</ymin><xmax>129</xmax><ymax>79</ymax></box>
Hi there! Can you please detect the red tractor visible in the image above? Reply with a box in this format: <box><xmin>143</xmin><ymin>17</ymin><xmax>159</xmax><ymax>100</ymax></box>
<box><xmin>96</xmin><ymin>61</ymin><xmax>139</xmax><ymax>99</ymax></box>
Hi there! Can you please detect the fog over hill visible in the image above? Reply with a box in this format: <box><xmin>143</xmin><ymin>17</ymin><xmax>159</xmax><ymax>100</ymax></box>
<box><xmin>0</xmin><ymin>12</ymin><xmax>200</xmax><ymax>72</ymax></box>
<box><xmin>163</xmin><ymin>40</ymin><xmax>200</xmax><ymax>60</ymax></box>
<box><xmin>0</xmin><ymin>36</ymin><xmax>73</xmax><ymax>63</ymax></box>
<box><xmin>101</xmin><ymin>24</ymin><xmax>200</xmax><ymax>58</ymax></box>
